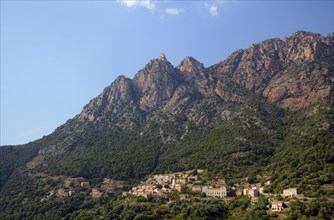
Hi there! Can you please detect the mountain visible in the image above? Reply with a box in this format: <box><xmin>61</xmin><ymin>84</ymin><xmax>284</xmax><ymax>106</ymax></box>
<box><xmin>1</xmin><ymin>31</ymin><xmax>333</xmax><ymax>219</ymax></box>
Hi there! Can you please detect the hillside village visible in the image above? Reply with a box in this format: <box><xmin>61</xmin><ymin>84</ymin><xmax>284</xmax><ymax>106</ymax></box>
<box><xmin>55</xmin><ymin>177</ymin><xmax>126</xmax><ymax>199</ymax></box>
<box><xmin>51</xmin><ymin>169</ymin><xmax>314</xmax><ymax>216</ymax></box>
<box><xmin>124</xmin><ymin>169</ymin><xmax>227</xmax><ymax>201</ymax></box>
<box><xmin>122</xmin><ymin>169</ymin><xmax>305</xmax><ymax>213</ymax></box>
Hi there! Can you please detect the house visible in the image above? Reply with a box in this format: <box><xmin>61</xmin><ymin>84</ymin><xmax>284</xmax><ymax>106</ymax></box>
<box><xmin>64</xmin><ymin>177</ymin><xmax>86</xmax><ymax>187</ymax></box>
<box><xmin>101</xmin><ymin>183</ymin><xmax>123</xmax><ymax>195</ymax></box>
<box><xmin>91</xmin><ymin>188</ymin><xmax>103</xmax><ymax>198</ymax></box>
<box><xmin>248</xmin><ymin>188</ymin><xmax>259</xmax><ymax>197</ymax></box>
<box><xmin>103</xmin><ymin>178</ymin><xmax>112</xmax><ymax>183</ymax></box>
<box><xmin>64</xmin><ymin>179</ymin><xmax>73</xmax><ymax>188</ymax></box>
<box><xmin>251</xmin><ymin>197</ymin><xmax>259</xmax><ymax>204</ymax></box>
<box><xmin>243</xmin><ymin>187</ymin><xmax>259</xmax><ymax>197</ymax></box>
<box><xmin>152</xmin><ymin>189</ymin><xmax>167</xmax><ymax>200</ymax></box>
<box><xmin>236</xmin><ymin>189</ymin><xmax>243</xmax><ymax>196</ymax></box>
<box><xmin>243</xmin><ymin>188</ymin><xmax>249</xmax><ymax>196</ymax></box>
<box><xmin>179</xmin><ymin>178</ymin><xmax>187</xmax><ymax>184</ymax></box>
<box><xmin>271</xmin><ymin>202</ymin><xmax>284</xmax><ymax>212</ymax></box>
<box><xmin>57</xmin><ymin>189</ymin><xmax>69</xmax><ymax>197</ymax></box>
<box><xmin>191</xmin><ymin>185</ymin><xmax>202</xmax><ymax>193</ymax></box>
<box><xmin>187</xmin><ymin>175</ymin><xmax>199</xmax><ymax>182</ymax></box>
<box><xmin>204</xmin><ymin>186</ymin><xmax>227</xmax><ymax>198</ymax></box>
<box><xmin>174</xmin><ymin>184</ymin><xmax>183</xmax><ymax>192</ymax></box>
<box><xmin>80</xmin><ymin>181</ymin><xmax>90</xmax><ymax>188</ymax></box>
<box><xmin>137</xmin><ymin>190</ymin><xmax>150</xmax><ymax>198</ymax></box>
<box><xmin>283</xmin><ymin>188</ymin><xmax>298</xmax><ymax>197</ymax></box>
<box><xmin>68</xmin><ymin>189</ymin><xmax>76</xmax><ymax>197</ymax></box>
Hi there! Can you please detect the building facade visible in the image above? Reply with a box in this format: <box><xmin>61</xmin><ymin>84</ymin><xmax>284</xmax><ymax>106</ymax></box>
<box><xmin>283</xmin><ymin>188</ymin><xmax>298</xmax><ymax>197</ymax></box>
<box><xmin>204</xmin><ymin>186</ymin><xmax>227</xmax><ymax>198</ymax></box>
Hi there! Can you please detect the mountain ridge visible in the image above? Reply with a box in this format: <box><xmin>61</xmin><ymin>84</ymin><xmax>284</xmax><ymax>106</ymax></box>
<box><xmin>1</xmin><ymin>31</ymin><xmax>333</xmax><ymax>196</ymax></box>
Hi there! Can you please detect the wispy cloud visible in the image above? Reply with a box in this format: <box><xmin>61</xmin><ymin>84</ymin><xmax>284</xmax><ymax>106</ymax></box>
<box><xmin>117</xmin><ymin>1</ymin><xmax>226</xmax><ymax>17</ymax></box>
<box><xmin>118</xmin><ymin>0</ymin><xmax>155</xmax><ymax>11</ymax></box>
<box><xmin>209</xmin><ymin>5</ymin><xmax>219</xmax><ymax>16</ymax></box>
<box><xmin>165</xmin><ymin>8</ymin><xmax>184</xmax><ymax>16</ymax></box>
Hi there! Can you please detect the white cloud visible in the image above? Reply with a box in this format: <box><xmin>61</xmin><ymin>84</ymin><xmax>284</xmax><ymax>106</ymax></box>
<box><xmin>209</xmin><ymin>5</ymin><xmax>219</xmax><ymax>16</ymax></box>
<box><xmin>165</xmin><ymin>8</ymin><xmax>184</xmax><ymax>16</ymax></box>
<box><xmin>118</xmin><ymin>0</ymin><xmax>155</xmax><ymax>11</ymax></box>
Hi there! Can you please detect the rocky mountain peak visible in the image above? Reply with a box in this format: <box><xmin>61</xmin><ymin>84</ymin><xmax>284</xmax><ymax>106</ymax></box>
<box><xmin>177</xmin><ymin>56</ymin><xmax>205</xmax><ymax>74</ymax></box>
<box><xmin>159</xmin><ymin>53</ymin><xmax>167</xmax><ymax>61</ymax></box>
<box><xmin>210</xmin><ymin>31</ymin><xmax>333</xmax><ymax>111</ymax></box>
<box><xmin>76</xmin><ymin>31</ymin><xmax>332</xmax><ymax>124</ymax></box>
<box><xmin>141</xmin><ymin>53</ymin><xmax>174</xmax><ymax>74</ymax></box>
<box><xmin>291</xmin><ymin>30</ymin><xmax>322</xmax><ymax>39</ymax></box>
<box><xmin>77</xmin><ymin>75</ymin><xmax>135</xmax><ymax>122</ymax></box>
<box><xmin>132</xmin><ymin>55</ymin><xmax>179</xmax><ymax>111</ymax></box>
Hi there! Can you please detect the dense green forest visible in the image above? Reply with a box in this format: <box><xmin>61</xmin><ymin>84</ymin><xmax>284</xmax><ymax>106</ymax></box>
<box><xmin>1</xmin><ymin>99</ymin><xmax>333</xmax><ymax>194</ymax></box>
<box><xmin>1</xmin><ymin>192</ymin><xmax>333</xmax><ymax>220</ymax></box>
<box><xmin>1</xmin><ymin>101</ymin><xmax>333</xmax><ymax>219</ymax></box>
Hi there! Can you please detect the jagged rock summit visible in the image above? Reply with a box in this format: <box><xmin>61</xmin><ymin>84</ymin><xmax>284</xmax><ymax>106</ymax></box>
<box><xmin>159</xmin><ymin>53</ymin><xmax>167</xmax><ymax>61</ymax></box>
<box><xmin>177</xmin><ymin>56</ymin><xmax>205</xmax><ymax>74</ymax></box>
<box><xmin>78</xmin><ymin>31</ymin><xmax>333</xmax><ymax>124</ymax></box>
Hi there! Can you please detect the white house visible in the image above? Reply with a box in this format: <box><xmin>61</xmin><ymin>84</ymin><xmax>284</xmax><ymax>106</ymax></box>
<box><xmin>283</xmin><ymin>188</ymin><xmax>298</xmax><ymax>197</ymax></box>
<box><xmin>271</xmin><ymin>202</ymin><xmax>284</xmax><ymax>212</ymax></box>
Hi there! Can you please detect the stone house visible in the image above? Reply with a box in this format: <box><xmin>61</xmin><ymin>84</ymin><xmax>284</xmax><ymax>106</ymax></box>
<box><xmin>271</xmin><ymin>202</ymin><xmax>284</xmax><ymax>212</ymax></box>
<box><xmin>236</xmin><ymin>189</ymin><xmax>243</xmax><ymax>196</ymax></box>
<box><xmin>103</xmin><ymin>178</ymin><xmax>112</xmax><ymax>183</ymax></box>
<box><xmin>283</xmin><ymin>188</ymin><xmax>298</xmax><ymax>197</ymax></box>
<box><xmin>64</xmin><ymin>177</ymin><xmax>86</xmax><ymax>188</ymax></box>
<box><xmin>80</xmin><ymin>181</ymin><xmax>90</xmax><ymax>188</ymax></box>
<box><xmin>68</xmin><ymin>189</ymin><xmax>76</xmax><ymax>197</ymax></box>
<box><xmin>248</xmin><ymin>188</ymin><xmax>259</xmax><ymax>197</ymax></box>
<box><xmin>251</xmin><ymin>197</ymin><xmax>259</xmax><ymax>204</ymax></box>
<box><xmin>190</xmin><ymin>185</ymin><xmax>209</xmax><ymax>193</ymax></box>
<box><xmin>187</xmin><ymin>175</ymin><xmax>199</xmax><ymax>182</ymax></box>
<box><xmin>174</xmin><ymin>184</ymin><xmax>183</xmax><ymax>192</ymax></box>
<box><xmin>91</xmin><ymin>188</ymin><xmax>103</xmax><ymax>198</ymax></box>
<box><xmin>57</xmin><ymin>188</ymin><xmax>69</xmax><ymax>197</ymax></box>
<box><xmin>204</xmin><ymin>186</ymin><xmax>227</xmax><ymax>198</ymax></box>
<box><xmin>190</xmin><ymin>185</ymin><xmax>204</xmax><ymax>193</ymax></box>
<box><xmin>243</xmin><ymin>187</ymin><xmax>259</xmax><ymax>197</ymax></box>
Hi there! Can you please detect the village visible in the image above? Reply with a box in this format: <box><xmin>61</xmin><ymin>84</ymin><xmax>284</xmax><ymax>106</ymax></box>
<box><xmin>55</xmin><ymin>177</ymin><xmax>126</xmax><ymax>199</ymax></box>
<box><xmin>53</xmin><ymin>169</ymin><xmax>305</xmax><ymax>216</ymax></box>
<box><xmin>122</xmin><ymin>169</ymin><xmax>303</xmax><ymax>214</ymax></box>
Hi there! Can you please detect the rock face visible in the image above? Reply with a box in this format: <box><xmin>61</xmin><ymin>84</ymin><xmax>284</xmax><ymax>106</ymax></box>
<box><xmin>77</xmin><ymin>31</ymin><xmax>332</xmax><ymax>126</ymax></box>
<box><xmin>68</xmin><ymin>31</ymin><xmax>333</xmax><ymax>139</ymax></box>
<box><xmin>132</xmin><ymin>56</ymin><xmax>179</xmax><ymax>111</ymax></box>
<box><xmin>211</xmin><ymin>31</ymin><xmax>334</xmax><ymax>110</ymax></box>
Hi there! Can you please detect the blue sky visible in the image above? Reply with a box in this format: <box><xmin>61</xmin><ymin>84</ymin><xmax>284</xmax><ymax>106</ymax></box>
<box><xmin>1</xmin><ymin>0</ymin><xmax>333</xmax><ymax>145</ymax></box>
